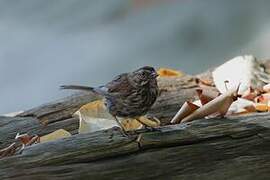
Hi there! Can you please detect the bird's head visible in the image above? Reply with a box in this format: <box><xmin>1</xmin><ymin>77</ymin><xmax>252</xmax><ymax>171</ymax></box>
<box><xmin>131</xmin><ymin>66</ymin><xmax>158</xmax><ymax>86</ymax></box>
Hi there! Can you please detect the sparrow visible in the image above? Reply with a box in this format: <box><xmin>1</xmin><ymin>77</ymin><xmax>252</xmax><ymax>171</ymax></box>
<box><xmin>61</xmin><ymin>66</ymin><xmax>159</xmax><ymax>135</ymax></box>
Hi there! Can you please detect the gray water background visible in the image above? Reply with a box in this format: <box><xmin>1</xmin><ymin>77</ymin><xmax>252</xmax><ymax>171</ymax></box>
<box><xmin>1</xmin><ymin>0</ymin><xmax>270</xmax><ymax>114</ymax></box>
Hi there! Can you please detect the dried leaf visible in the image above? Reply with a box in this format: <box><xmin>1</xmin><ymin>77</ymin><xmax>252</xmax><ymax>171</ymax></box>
<box><xmin>121</xmin><ymin>119</ymin><xmax>143</xmax><ymax>130</ymax></box>
<box><xmin>40</xmin><ymin>129</ymin><xmax>71</xmax><ymax>143</ymax></box>
<box><xmin>244</xmin><ymin>106</ymin><xmax>257</xmax><ymax>113</ymax></box>
<box><xmin>241</xmin><ymin>87</ymin><xmax>258</xmax><ymax>101</ymax></box>
<box><xmin>195</xmin><ymin>78</ymin><xmax>214</xmax><ymax>87</ymax></box>
<box><xmin>75</xmin><ymin>100</ymin><xmax>143</xmax><ymax>134</ymax></box>
<box><xmin>15</xmin><ymin>133</ymin><xmax>40</xmax><ymax>147</ymax></box>
<box><xmin>263</xmin><ymin>83</ymin><xmax>270</xmax><ymax>92</ymax></box>
<box><xmin>15</xmin><ymin>133</ymin><xmax>32</xmax><ymax>145</ymax></box>
<box><xmin>137</xmin><ymin>116</ymin><xmax>160</xmax><ymax>127</ymax></box>
<box><xmin>171</xmin><ymin>101</ymin><xmax>200</xmax><ymax>124</ymax></box>
<box><xmin>255</xmin><ymin>93</ymin><xmax>270</xmax><ymax>104</ymax></box>
<box><xmin>157</xmin><ymin>68</ymin><xmax>184</xmax><ymax>77</ymax></box>
<box><xmin>255</xmin><ymin>103</ymin><xmax>269</xmax><ymax>112</ymax></box>
<box><xmin>227</xmin><ymin>98</ymin><xmax>255</xmax><ymax>115</ymax></box>
<box><xmin>180</xmin><ymin>86</ymin><xmax>239</xmax><ymax>123</ymax></box>
<box><xmin>213</xmin><ymin>55</ymin><xmax>268</xmax><ymax>94</ymax></box>
<box><xmin>230</xmin><ymin>109</ymin><xmax>250</xmax><ymax>116</ymax></box>
<box><xmin>196</xmin><ymin>89</ymin><xmax>219</xmax><ymax>105</ymax></box>
<box><xmin>192</xmin><ymin>100</ymin><xmax>202</xmax><ymax>107</ymax></box>
<box><xmin>26</xmin><ymin>135</ymin><xmax>40</xmax><ymax>146</ymax></box>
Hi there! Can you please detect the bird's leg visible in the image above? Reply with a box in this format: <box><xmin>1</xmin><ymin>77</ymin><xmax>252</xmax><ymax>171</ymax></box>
<box><xmin>113</xmin><ymin>116</ymin><xmax>129</xmax><ymax>136</ymax></box>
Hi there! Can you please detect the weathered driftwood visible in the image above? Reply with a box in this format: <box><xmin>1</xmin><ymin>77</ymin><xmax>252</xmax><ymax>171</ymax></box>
<box><xmin>0</xmin><ymin>113</ymin><xmax>270</xmax><ymax>179</ymax></box>
<box><xmin>0</xmin><ymin>116</ymin><xmax>78</xmax><ymax>149</ymax></box>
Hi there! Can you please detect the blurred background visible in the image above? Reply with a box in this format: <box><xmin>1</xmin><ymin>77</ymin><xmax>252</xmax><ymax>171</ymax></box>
<box><xmin>1</xmin><ymin>0</ymin><xmax>270</xmax><ymax>114</ymax></box>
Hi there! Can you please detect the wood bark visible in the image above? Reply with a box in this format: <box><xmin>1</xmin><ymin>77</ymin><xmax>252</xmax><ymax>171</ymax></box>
<box><xmin>0</xmin><ymin>113</ymin><xmax>269</xmax><ymax>179</ymax></box>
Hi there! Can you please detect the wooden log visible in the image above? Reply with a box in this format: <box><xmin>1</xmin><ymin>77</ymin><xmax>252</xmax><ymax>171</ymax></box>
<box><xmin>0</xmin><ymin>113</ymin><xmax>269</xmax><ymax>179</ymax></box>
<box><xmin>0</xmin><ymin>116</ymin><xmax>78</xmax><ymax>149</ymax></box>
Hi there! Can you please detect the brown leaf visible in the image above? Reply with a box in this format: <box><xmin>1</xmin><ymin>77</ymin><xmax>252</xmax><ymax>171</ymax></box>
<box><xmin>255</xmin><ymin>103</ymin><xmax>269</xmax><ymax>112</ymax></box>
<box><xmin>75</xmin><ymin>100</ymin><xmax>143</xmax><ymax>134</ymax></box>
<box><xmin>241</xmin><ymin>87</ymin><xmax>258</xmax><ymax>101</ymax></box>
<box><xmin>15</xmin><ymin>133</ymin><xmax>40</xmax><ymax>146</ymax></box>
<box><xmin>26</xmin><ymin>135</ymin><xmax>40</xmax><ymax>146</ymax></box>
<box><xmin>170</xmin><ymin>101</ymin><xmax>200</xmax><ymax>124</ymax></box>
<box><xmin>15</xmin><ymin>133</ymin><xmax>32</xmax><ymax>145</ymax></box>
<box><xmin>180</xmin><ymin>86</ymin><xmax>239</xmax><ymax>123</ymax></box>
<box><xmin>196</xmin><ymin>88</ymin><xmax>220</xmax><ymax>105</ymax></box>
<box><xmin>137</xmin><ymin>116</ymin><xmax>160</xmax><ymax>127</ymax></box>
<box><xmin>263</xmin><ymin>83</ymin><xmax>270</xmax><ymax>92</ymax></box>
<box><xmin>195</xmin><ymin>78</ymin><xmax>214</xmax><ymax>87</ymax></box>
<box><xmin>255</xmin><ymin>93</ymin><xmax>270</xmax><ymax>104</ymax></box>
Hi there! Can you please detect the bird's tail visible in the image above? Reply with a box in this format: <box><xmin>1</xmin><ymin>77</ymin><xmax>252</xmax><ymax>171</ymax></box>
<box><xmin>60</xmin><ymin>85</ymin><xmax>95</xmax><ymax>92</ymax></box>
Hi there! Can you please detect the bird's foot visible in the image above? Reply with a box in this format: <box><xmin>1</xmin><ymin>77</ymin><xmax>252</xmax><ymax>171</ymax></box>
<box><xmin>145</xmin><ymin>115</ymin><xmax>159</xmax><ymax>121</ymax></box>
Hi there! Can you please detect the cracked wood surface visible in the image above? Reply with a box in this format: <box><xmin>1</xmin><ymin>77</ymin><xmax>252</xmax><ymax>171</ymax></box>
<box><xmin>0</xmin><ymin>113</ymin><xmax>270</xmax><ymax>179</ymax></box>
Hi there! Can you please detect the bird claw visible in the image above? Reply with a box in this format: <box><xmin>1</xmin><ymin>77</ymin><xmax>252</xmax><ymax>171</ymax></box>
<box><xmin>145</xmin><ymin>115</ymin><xmax>159</xmax><ymax>121</ymax></box>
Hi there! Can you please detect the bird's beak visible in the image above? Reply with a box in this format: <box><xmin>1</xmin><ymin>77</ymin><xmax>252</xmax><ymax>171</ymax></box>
<box><xmin>151</xmin><ymin>72</ymin><xmax>159</xmax><ymax>78</ymax></box>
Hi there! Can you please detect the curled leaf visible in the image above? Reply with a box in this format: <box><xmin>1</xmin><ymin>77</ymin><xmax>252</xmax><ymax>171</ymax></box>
<box><xmin>241</xmin><ymin>87</ymin><xmax>258</xmax><ymax>101</ymax></box>
<box><xmin>227</xmin><ymin>98</ymin><xmax>255</xmax><ymax>115</ymax></box>
<box><xmin>171</xmin><ymin>101</ymin><xmax>200</xmax><ymax>124</ymax></box>
<box><xmin>180</xmin><ymin>86</ymin><xmax>239</xmax><ymax>123</ymax></box>
<box><xmin>196</xmin><ymin>89</ymin><xmax>220</xmax><ymax>105</ymax></box>
<box><xmin>263</xmin><ymin>83</ymin><xmax>270</xmax><ymax>92</ymax></box>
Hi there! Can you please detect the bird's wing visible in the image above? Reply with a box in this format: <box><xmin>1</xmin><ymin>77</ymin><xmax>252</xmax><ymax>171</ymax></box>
<box><xmin>105</xmin><ymin>73</ymin><xmax>133</xmax><ymax>94</ymax></box>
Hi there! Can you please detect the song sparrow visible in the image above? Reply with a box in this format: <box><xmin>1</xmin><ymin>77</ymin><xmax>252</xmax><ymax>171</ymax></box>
<box><xmin>60</xmin><ymin>66</ymin><xmax>159</xmax><ymax>135</ymax></box>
